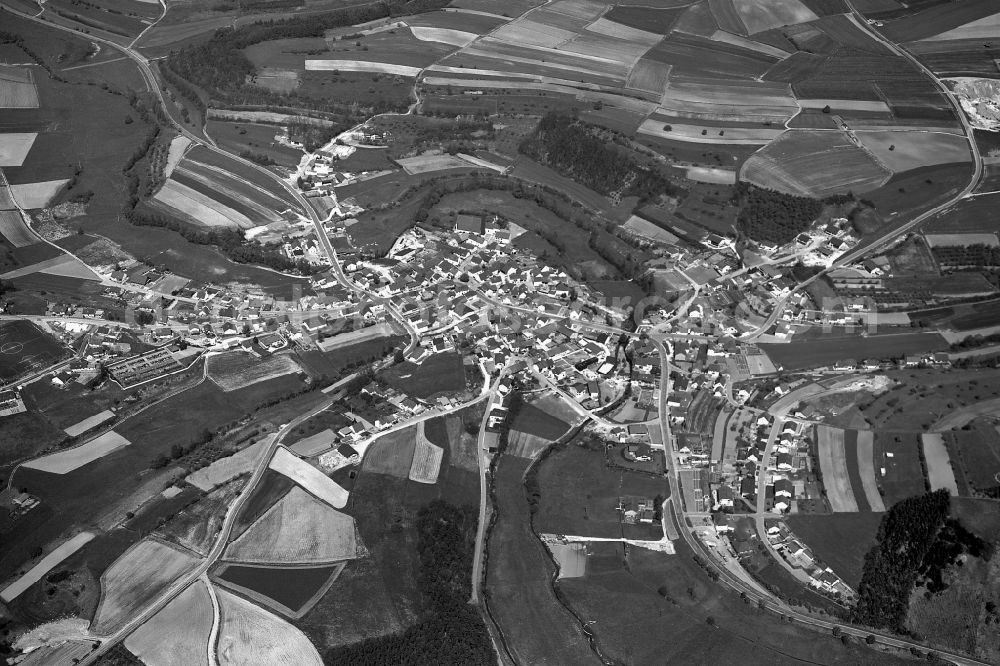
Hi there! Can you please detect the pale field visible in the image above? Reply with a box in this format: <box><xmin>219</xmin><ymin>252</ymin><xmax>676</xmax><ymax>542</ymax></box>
<box><xmin>816</xmin><ymin>425</ymin><xmax>859</xmax><ymax>513</ymax></box>
<box><xmin>921</xmin><ymin>433</ymin><xmax>959</xmax><ymax>495</ymax></box>
<box><xmin>0</xmin><ymin>209</ymin><xmax>36</xmax><ymax>247</ymax></box>
<box><xmin>797</xmin><ymin>99</ymin><xmax>891</xmax><ymax>112</ymax></box>
<box><xmin>396</xmin><ymin>152</ymin><xmax>471</xmax><ymax>175</ymax></box>
<box><xmin>315</xmin><ymin>322</ymin><xmax>394</xmax><ymax>352</ymax></box>
<box><xmin>207</xmin><ymin>109</ymin><xmax>337</xmax><ymax>127</ymax></box>
<box><xmin>289</xmin><ymin>429</ymin><xmax>336</xmax><ymax>457</ymax></box>
<box><xmin>64</xmin><ymin>409</ymin><xmax>115</xmax><ymax>437</ymax></box>
<box><xmin>165</xmin><ymin>135</ymin><xmax>191</xmax><ymax>178</ymax></box>
<box><xmin>585</xmin><ymin>17</ymin><xmax>662</xmax><ymax>45</ymax></box>
<box><xmin>152</xmin><ymin>179</ymin><xmax>254</xmax><ymax>229</ymax></box>
<box><xmin>187</xmin><ymin>438</ymin><xmax>270</xmax><ymax>492</ymax></box>
<box><xmin>733</xmin><ymin>0</ymin><xmax>817</xmax><ymax>34</ymax></box>
<box><xmin>410</xmin><ymin>26</ymin><xmax>479</xmax><ymax>47</ymax></box>
<box><xmin>14</xmin><ymin>640</ymin><xmax>92</xmax><ymax>666</ymax></box>
<box><xmin>13</xmin><ymin>618</ymin><xmax>91</xmax><ymax>651</ymax></box>
<box><xmin>622</xmin><ymin>215</ymin><xmax>681</xmax><ymax>245</ymax></box>
<box><xmin>925</xmin><ymin>232</ymin><xmax>999</xmax><ymax>248</ymax></box>
<box><xmin>207</xmin><ymin>352</ymin><xmax>301</xmax><ymax>392</ymax></box>
<box><xmin>708</xmin><ymin>29</ymin><xmax>789</xmax><ymax>58</ymax></box>
<box><xmin>408</xmin><ymin>425</ymin><xmax>443</xmax><ymax>484</ymax></box>
<box><xmin>490</xmin><ymin>19</ymin><xmax>577</xmax><ymax>48</ymax></box>
<box><xmin>23</xmin><ymin>432</ymin><xmax>131</xmax><ymax>475</ymax></box>
<box><xmin>506</xmin><ymin>429</ymin><xmax>550</xmax><ymax>459</ymax></box>
<box><xmin>254</xmin><ymin>67</ymin><xmax>299</xmax><ymax>93</ymax></box>
<box><xmin>423</xmin><ymin>75</ymin><xmax>600</xmax><ymax>97</ymax></box>
<box><xmin>304</xmin><ymin>60</ymin><xmax>421</xmax><ymax>76</ymax></box>
<box><xmin>925</xmin><ymin>12</ymin><xmax>1000</xmax><ymax>42</ymax></box>
<box><xmin>216</xmin><ymin>587</ymin><xmax>323</xmax><ymax>666</ymax></box>
<box><xmin>0</xmin><ymin>532</ymin><xmax>94</xmax><ymax>602</ymax></box>
<box><xmin>92</xmin><ymin>538</ymin><xmax>202</xmax><ymax>635</ymax></box>
<box><xmin>0</xmin><ymin>133</ymin><xmax>37</xmax><ymax>167</ymax></box>
<box><xmin>456</xmin><ymin>152</ymin><xmax>507</xmax><ymax>172</ymax></box>
<box><xmin>225</xmin><ymin>486</ymin><xmax>358</xmax><ymax>564</ymax></box>
<box><xmin>625</xmin><ymin>58</ymin><xmax>671</xmax><ymax>94</ymax></box>
<box><xmin>546</xmin><ymin>0</ymin><xmax>604</xmax><ymax>20</ymax></box>
<box><xmin>427</xmin><ymin>65</ymin><xmax>536</xmax><ymax>78</ymax></box>
<box><xmin>547</xmin><ymin>541</ymin><xmax>587</xmax><ymax>578</ymax></box>
<box><xmin>11</xmin><ymin>178</ymin><xmax>75</xmax><ymax>208</ymax></box>
<box><xmin>269</xmin><ymin>447</ymin><xmax>349</xmax><ymax>508</ymax></box>
<box><xmin>658</xmin><ymin>81</ymin><xmax>796</xmax><ymax>123</ymax></box>
<box><xmin>558</xmin><ymin>32</ymin><xmax>651</xmax><ymax>68</ymax></box>
<box><xmin>685</xmin><ymin>166</ymin><xmax>737</xmax><ymax>184</ymax></box>
<box><xmin>458</xmin><ymin>44</ymin><xmax>623</xmax><ymax>80</ymax></box>
<box><xmin>124</xmin><ymin>578</ymin><xmax>213</xmax><ymax>666</ymax></box>
<box><xmin>637</xmin><ymin>118</ymin><xmax>784</xmax><ymax>144</ymax></box>
<box><xmin>854</xmin><ymin>130</ymin><xmax>972</xmax><ymax>172</ymax></box>
<box><xmin>855</xmin><ymin>430</ymin><xmax>886</xmax><ymax>512</ymax></box>
<box><xmin>0</xmin><ymin>66</ymin><xmax>38</xmax><ymax>108</ymax></box>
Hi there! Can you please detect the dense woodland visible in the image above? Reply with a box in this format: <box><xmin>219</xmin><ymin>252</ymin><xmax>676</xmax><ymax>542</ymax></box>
<box><xmin>324</xmin><ymin>500</ymin><xmax>493</xmax><ymax>665</ymax></box>
<box><xmin>931</xmin><ymin>244</ymin><xmax>1000</xmax><ymax>267</ymax></box>
<box><xmin>735</xmin><ymin>183</ymin><xmax>823</xmax><ymax>245</ymax></box>
<box><xmin>852</xmin><ymin>490</ymin><xmax>951</xmax><ymax>630</ymax></box>
<box><xmin>519</xmin><ymin>113</ymin><xmax>680</xmax><ymax>202</ymax></box>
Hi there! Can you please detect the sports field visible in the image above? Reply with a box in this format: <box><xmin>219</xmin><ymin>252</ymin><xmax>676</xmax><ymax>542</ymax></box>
<box><xmin>0</xmin><ymin>319</ymin><xmax>69</xmax><ymax>381</ymax></box>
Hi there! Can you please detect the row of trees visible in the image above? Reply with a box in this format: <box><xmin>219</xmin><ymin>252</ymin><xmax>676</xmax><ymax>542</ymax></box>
<box><xmin>323</xmin><ymin>500</ymin><xmax>493</xmax><ymax>665</ymax></box>
<box><xmin>931</xmin><ymin>244</ymin><xmax>1000</xmax><ymax>267</ymax></box>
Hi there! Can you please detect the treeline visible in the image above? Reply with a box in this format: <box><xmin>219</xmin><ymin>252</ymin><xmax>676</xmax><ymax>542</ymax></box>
<box><xmin>324</xmin><ymin>500</ymin><xmax>493</xmax><ymax>665</ymax></box>
<box><xmin>852</xmin><ymin>490</ymin><xmax>951</xmax><ymax>630</ymax></box>
<box><xmin>735</xmin><ymin>183</ymin><xmax>822</xmax><ymax>245</ymax></box>
<box><xmin>164</xmin><ymin>0</ymin><xmax>449</xmax><ymax>95</ymax></box>
<box><xmin>519</xmin><ymin>113</ymin><xmax>680</xmax><ymax>202</ymax></box>
<box><xmin>932</xmin><ymin>244</ymin><xmax>1000</xmax><ymax>267</ymax></box>
<box><xmin>950</xmin><ymin>331</ymin><xmax>1000</xmax><ymax>351</ymax></box>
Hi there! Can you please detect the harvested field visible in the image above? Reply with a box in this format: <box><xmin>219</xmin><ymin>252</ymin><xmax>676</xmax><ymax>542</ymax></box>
<box><xmin>853</xmin><ymin>130</ymin><xmax>972</xmax><ymax>172</ymax></box>
<box><xmin>685</xmin><ymin>166</ymin><xmax>736</xmax><ymax>184</ymax></box>
<box><xmin>604</xmin><ymin>5</ymin><xmax>685</xmax><ymax>34</ymax></box>
<box><xmin>123</xmin><ymin>578</ymin><xmax>213</xmax><ymax>666</ymax></box>
<box><xmin>922</xmin><ymin>433</ymin><xmax>959</xmax><ymax>495</ymax></box>
<box><xmin>207</xmin><ymin>353</ymin><xmax>302</xmax><ymax>392</ymax></box>
<box><xmin>396</xmin><ymin>153</ymin><xmax>471</xmax><ymax>174</ymax></box>
<box><xmin>362</xmin><ymin>425</ymin><xmax>417</xmax><ymax>478</ymax></box>
<box><xmin>225</xmin><ymin>486</ymin><xmax>357</xmax><ymax>564</ymax></box>
<box><xmin>622</xmin><ymin>214</ymin><xmax>681</xmax><ymax>245</ymax></box>
<box><xmin>740</xmin><ymin>129</ymin><xmax>890</xmax><ymax>197</ymax></box>
<box><xmin>216</xmin><ymin>586</ymin><xmax>322</xmax><ymax>666</ymax></box>
<box><xmin>797</xmin><ymin>99</ymin><xmax>891</xmax><ymax>112</ymax></box>
<box><xmin>923</xmin><ymin>11</ymin><xmax>1000</xmax><ymax>41</ymax></box>
<box><xmin>506</xmin><ymin>429</ymin><xmax>552</xmax><ymax>459</ymax></box>
<box><xmin>708</xmin><ymin>29</ymin><xmax>790</xmax><ymax>58</ymax></box>
<box><xmin>269</xmin><ymin>447</ymin><xmax>348</xmax><ymax>508</ymax></box>
<box><xmin>0</xmin><ymin>532</ymin><xmax>94</xmax><ymax>602</ymax></box>
<box><xmin>547</xmin><ymin>0</ymin><xmax>604</xmax><ymax>20</ymax></box>
<box><xmin>1</xmin><ymin>254</ymin><xmax>100</xmax><ymax>281</ymax></box>
<box><xmin>215</xmin><ymin>562</ymin><xmax>344</xmax><ymax>618</ymax></box>
<box><xmin>585</xmin><ymin>17</ymin><xmax>662</xmax><ymax>45</ymax></box>
<box><xmin>91</xmin><ymin>538</ymin><xmax>201</xmax><ymax>635</ymax></box>
<box><xmin>151</xmin><ymin>178</ymin><xmax>253</xmax><ymax>229</ymax></box>
<box><xmin>187</xmin><ymin>438</ymin><xmax>270</xmax><ymax>492</ymax></box>
<box><xmin>408</xmin><ymin>424</ymin><xmax>443</xmax><ymax>484</ymax></box>
<box><xmin>0</xmin><ymin>133</ymin><xmax>36</xmax><ymax>166</ymax></box>
<box><xmin>816</xmin><ymin>425</ymin><xmax>858</xmax><ymax>512</ymax></box>
<box><xmin>638</xmin><ymin>119</ymin><xmax>783</xmax><ymax>144</ymax></box>
<box><xmin>304</xmin><ymin>60</ymin><xmax>421</xmax><ymax>77</ymax></box>
<box><xmin>23</xmin><ymin>432</ymin><xmax>131</xmax><ymax>474</ymax></box>
<box><xmin>733</xmin><ymin>0</ymin><xmax>818</xmax><ymax>34</ymax></box>
<box><xmin>409</xmin><ymin>26</ymin><xmax>478</xmax><ymax>47</ymax></box>
<box><xmin>657</xmin><ymin>79</ymin><xmax>797</xmax><ymax>123</ymax></box>
<box><xmin>0</xmin><ymin>209</ymin><xmax>36</xmax><ymax>247</ymax></box>
<box><xmin>0</xmin><ymin>66</ymin><xmax>38</xmax><ymax>108</ymax></box>
<box><xmin>63</xmin><ymin>410</ymin><xmax>115</xmax><ymax>437</ymax></box>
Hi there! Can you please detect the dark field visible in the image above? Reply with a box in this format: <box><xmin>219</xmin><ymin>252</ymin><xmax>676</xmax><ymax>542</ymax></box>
<box><xmin>231</xmin><ymin>469</ymin><xmax>294</xmax><ymax>539</ymax></box>
<box><xmin>761</xmin><ymin>332</ymin><xmax>948</xmax><ymax>371</ymax></box>
<box><xmin>861</xmin><ymin>163</ymin><xmax>973</xmax><ymax>236</ymax></box>
<box><xmin>0</xmin><ymin>320</ymin><xmax>70</xmax><ymax>381</ymax></box>
<box><xmin>485</xmin><ymin>455</ymin><xmax>599</xmax><ymax>665</ymax></box>
<box><xmin>873</xmin><ymin>432</ymin><xmax>927</xmax><ymax>505</ymax></box>
<box><xmin>509</xmin><ymin>403</ymin><xmax>569</xmax><ymax>440</ymax></box>
<box><xmin>216</xmin><ymin>563</ymin><xmax>339</xmax><ymax>613</ymax></box>
<box><xmin>786</xmin><ymin>513</ymin><xmax>885</xmax><ymax>589</ymax></box>
<box><xmin>924</xmin><ymin>192</ymin><xmax>1000</xmax><ymax>234</ymax></box>
<box><xmin>206</xmin><ymin>120</ymin><xmax>304</xmax><ymax>168</ymax></box>
<box><xmin>381</xmin><ymin>351</ymin><xmax>466</xmax><ymax>399</ymax></box>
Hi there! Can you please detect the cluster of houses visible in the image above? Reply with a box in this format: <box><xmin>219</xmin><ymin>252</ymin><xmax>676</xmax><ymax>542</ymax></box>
<box><xmin>766</xmin><ymin>521</ymin><xmax>856</xmax><ymax>601</ymax></box>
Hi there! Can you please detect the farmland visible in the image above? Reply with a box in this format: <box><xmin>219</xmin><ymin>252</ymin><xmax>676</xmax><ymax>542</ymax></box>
<box><xmin>380</xmin><ymin>351</ymin><xmax>466</xmax><ymax>399</ymax></box>
<box><xmin>207</xmin><ymin>352</ymin><xmax>303</xmax><ymax>392</ymax></box>
<box><xmin>362</xmin><ymin>425</ymin><xmax>418</xmax><ymax>477</ymax></box>
<box><xmin>786</xmin><ymin>513</ymin><xmax>886</xmax><ymax>589</ymax></box>
<box><xmin>268</xmin><ymin>447</ymin><xmax>349</xmax><ymax>508</ymax></box>
<box><xmin>224</xmin><ymin>486</ymin><xmax>358</xmax><ymax>564</ymax></box>
<box><xmin>408</xmin><ymin>428</ymin><xmax>443</xmax><ymax>484</ymax></box>
<box><xmin>91</xmin><ymin>538</ymin><xmax>201</xmax><ymax>635</ymax></box>
<box><xmin>216</xmin><ymin>586</ymin><xmax>323</xmax><ymax>666</ymax></box>
<box><xmin>22</xmin><ymin>432</ymin><xmax>131</xmax><ymax>475</ymax></box>
<box><xmin>122</xmin><ymin>578</ymin><xmax>214</xmax><ymax>666</ymax></box>
<box><xmin>761</xmin><ymin>332</ymin><xmax>948</xmax><ymax>372</ymax></box>
<box><xmin>0</xmin><ymin>65</ymin><xmax>37</xmax><ymax>108</ymax></box>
